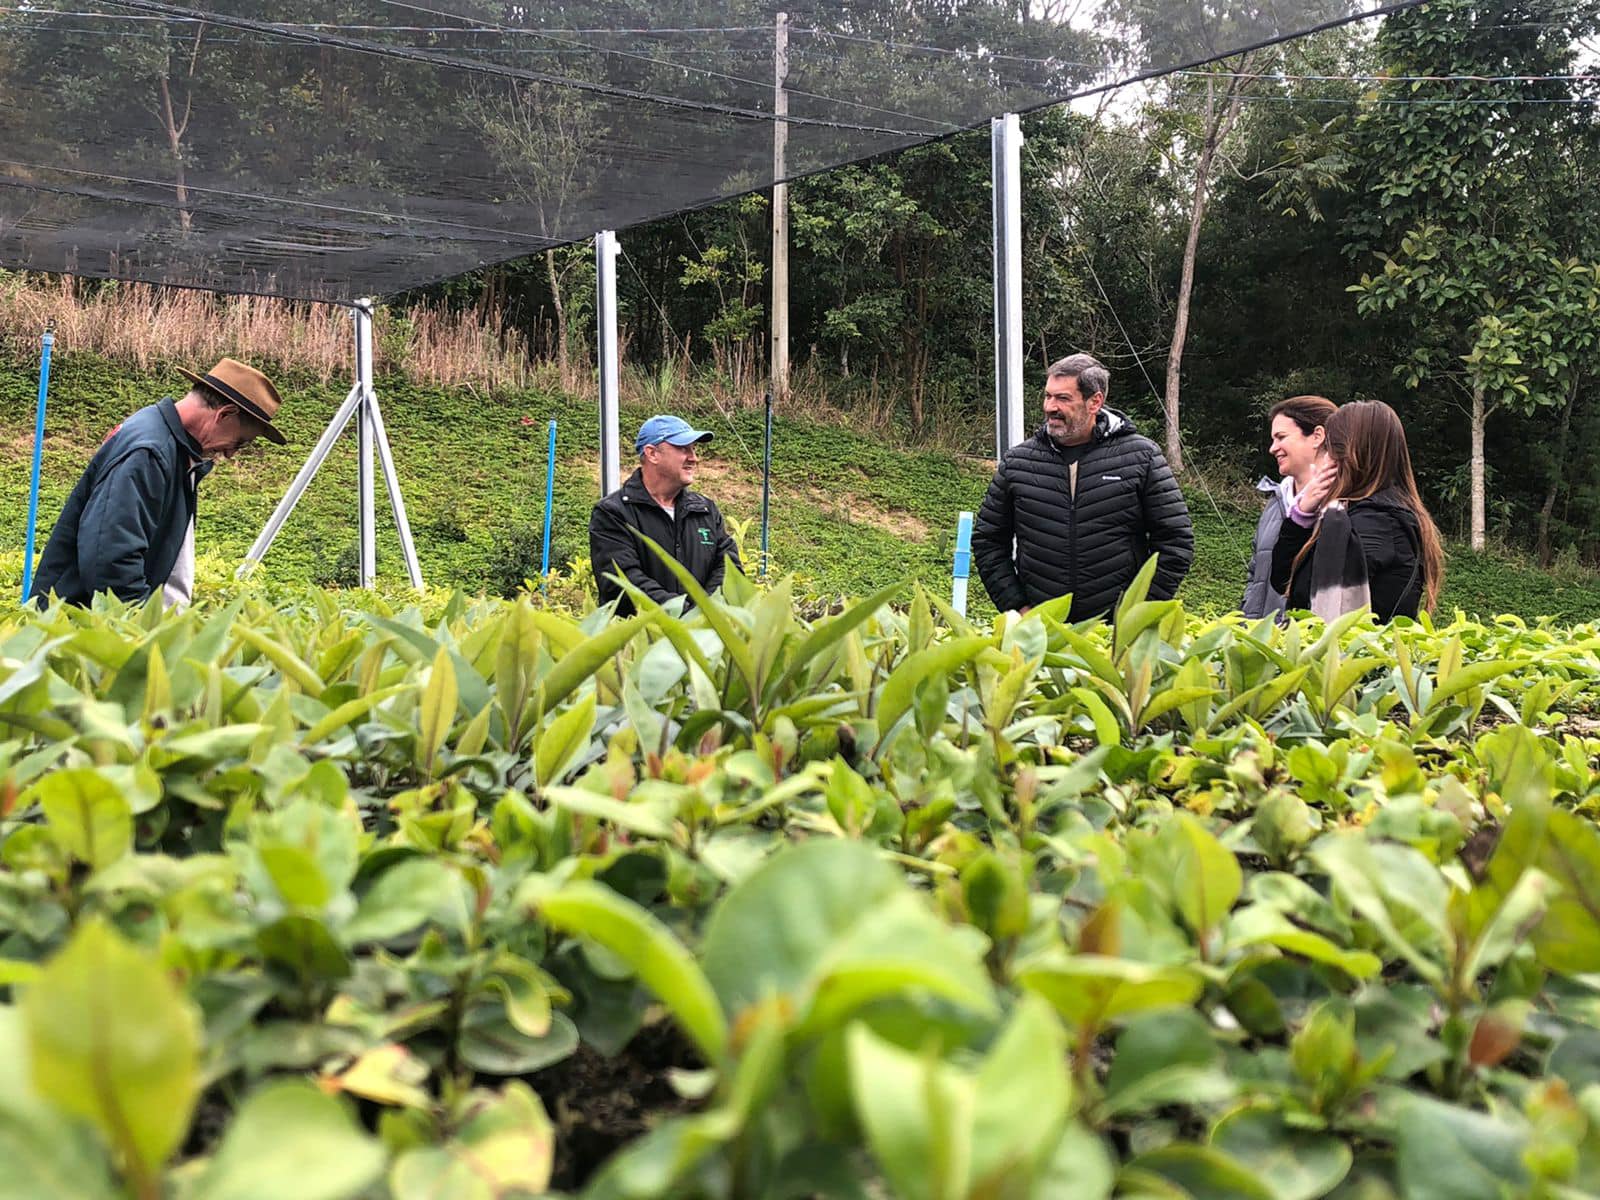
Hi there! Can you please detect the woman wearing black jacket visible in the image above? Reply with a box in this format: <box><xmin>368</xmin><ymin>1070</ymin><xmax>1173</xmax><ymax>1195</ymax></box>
<box><xmin>1270</xmin><ymin>401</ymin><xmax>1444</xmax><ymax>622</ymax></box>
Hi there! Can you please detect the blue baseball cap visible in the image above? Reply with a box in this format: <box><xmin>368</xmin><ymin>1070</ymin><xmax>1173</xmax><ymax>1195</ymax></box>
<box><xmin>635</xmin><ymin>414</ymin><xmax>713</xmax><ymax>455</ymax></box>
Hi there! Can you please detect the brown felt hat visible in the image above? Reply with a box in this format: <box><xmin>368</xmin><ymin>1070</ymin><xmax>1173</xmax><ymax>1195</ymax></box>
<box><xmin>177</xmin><ymin>358</ymin><xmax>287</xmax><ymax>444</ymax></box>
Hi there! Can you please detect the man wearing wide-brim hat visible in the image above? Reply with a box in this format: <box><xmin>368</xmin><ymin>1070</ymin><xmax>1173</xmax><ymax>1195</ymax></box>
<box><xmin>28</xmin><ymin>357</ymin><xmax>287</xmax><ymax>608</ymax></box>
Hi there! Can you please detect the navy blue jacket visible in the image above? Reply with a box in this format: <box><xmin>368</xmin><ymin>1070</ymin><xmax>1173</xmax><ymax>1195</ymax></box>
<box><xmin>28</xmin><ymin>399</ymin><xmax>211</xmax><ymax>607</ymax></box>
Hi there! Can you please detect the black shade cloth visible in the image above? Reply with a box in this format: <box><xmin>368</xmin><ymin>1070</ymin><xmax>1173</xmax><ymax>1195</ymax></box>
<box><xmin>0</xmin><ymin>0</ymin><xmax>1413</xmax><ymax>301</ymax></box>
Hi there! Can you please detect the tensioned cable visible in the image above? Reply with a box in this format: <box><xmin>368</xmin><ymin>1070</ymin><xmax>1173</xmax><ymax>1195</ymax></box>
<box><xmin>0</xmin><ymin>8</ymin><xmax>775</xmax><ymax>33</ymax></box>
<box><xmin>1176</xmin><ymin>69</ymin><xmax>1600</xmax><ymax>82</ymax></box>
<box><xmin>1230</xmin><ymin>92</ymin><xmax>1600</xmax><ymax>104</ymax></box>
<box><xmin>616</xmin><ymin>234</ymin><xmax>763</xmax><ymax>472</ymax></box>
<box><xmin>0</xmin><ymin>158</ymin><xmax>557</xmax><ymax>242</ymax></box>
<box><xmin>1020</xmin><ymin>136</ymin><xmax>1238</xmax><ymax>541</ymax></box>
<box><xmin>91</xmin><ymin>0</ymin><xmax>925</xmax><ymax>136</ymax></box>
<box><xmin>371</xmin><ymin>0</ymin><xmax>960</xmax><ymax>134</ymax></box>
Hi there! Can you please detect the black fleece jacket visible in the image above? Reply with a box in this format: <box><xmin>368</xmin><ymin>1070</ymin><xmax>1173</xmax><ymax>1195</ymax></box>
<box><xmin>589</xmin><ymin>468</ymin><xmax>741</xmax><ymax>616</ymax></box>
<box><xmin>1270</xmin><ymin>494</ymin><xmax>1424</xmax><ymax>622</ymax></box>
<box><xmin>972</xmin><ymin>409</ymin><xmax>1194</xmax><ymax>621</ymax></box>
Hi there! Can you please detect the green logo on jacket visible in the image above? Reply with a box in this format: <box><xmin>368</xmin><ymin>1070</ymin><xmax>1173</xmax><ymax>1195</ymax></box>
<box><xmin>698</xmin><ymin>528</ymin><xmax>713</xmax><ymax>545</ymax></box>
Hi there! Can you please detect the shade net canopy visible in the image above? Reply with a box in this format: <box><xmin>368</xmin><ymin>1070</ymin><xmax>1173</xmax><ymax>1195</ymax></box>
<box><xmin>1</xmin><ymin>0</ymin><xmax>1412</xmax><ymax>302</ymax></box>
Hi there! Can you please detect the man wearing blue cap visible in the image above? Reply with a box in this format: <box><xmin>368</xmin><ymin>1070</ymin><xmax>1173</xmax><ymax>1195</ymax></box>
<box><xmin>589</xmin><ymin>414</ymin><xmax>741</xmax><ymax>615</ymax></box>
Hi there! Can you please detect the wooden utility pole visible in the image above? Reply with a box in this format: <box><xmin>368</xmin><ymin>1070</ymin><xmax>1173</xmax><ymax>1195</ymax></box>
<box><xmin>770</xmin><ymin>11</ymin><xmax>790</xmax><ymax>407</ymax></box>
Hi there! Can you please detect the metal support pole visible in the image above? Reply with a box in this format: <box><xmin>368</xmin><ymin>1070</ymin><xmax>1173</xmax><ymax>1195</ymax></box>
<box><xmin>354</xmin><ymin>298</ymin><xmax>377</xmax><ymax>588</ymax></box>
<box><xmin>366</xmin><ymin>392</ymin><xmax>424</xmax><ymax>589</ymax></box>
<box><xmin>761</xmin><ymin>390</ymin><xmax>773</xmax><ymax>579</ymax></box>
<box><xmin>240</xmin><ymin>383</ymin><xmax>364</xmax><ymax>573</ymax></box>
<box><xmin>992</xmin><ymin>113</ymin><xmax>1025</xmax><ymax>457</ymax></box>
<box><xmin>540</xmin><ymin>419</ymin><xmax>557</xmax><ymax>591</ymax></box>
<box><xmin>22</xmin><ymin>322</ymin><xmax>55</xmax><ymax>601</ymax></box>
<box><xmin>770</xmin><ymin>11</ymin><xmax>790</xmax><ymax>409</ymax></box>
<box><xmin>241</xmin><ymin>298</ymin><xmax>425</xmax><ymax>587</ymax></box>
<box><xmin>596</xmin><ymin>230</ymin><xmax>621</xmax><ymax>497</ymax></box>
<box><xmin>952</xmin><ymin>511</ymin><xmax>974</xmax><ymax>617</ymax></box>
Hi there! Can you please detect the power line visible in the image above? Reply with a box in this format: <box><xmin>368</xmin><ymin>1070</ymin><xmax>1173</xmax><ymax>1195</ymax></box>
<box><xmin>371</xmin><ymin>0</ymin><xmax>958</xmax><ymax>134</ymax></box>
<box><xmin>1020</xmin><ymin>136</ymin><xmax>1238</xmax><ymax>540</ymax></box>
<box><xmin>86</xmin><ymin>0</ymin><xmax>924</xmax><ymax>137</ymax></box>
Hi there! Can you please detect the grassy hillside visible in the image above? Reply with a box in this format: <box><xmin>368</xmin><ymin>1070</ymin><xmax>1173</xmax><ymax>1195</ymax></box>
<box><xmin>5</xmin><ymin>350</ymin><xmax>1600</xmax><ymax>621</ymax></box>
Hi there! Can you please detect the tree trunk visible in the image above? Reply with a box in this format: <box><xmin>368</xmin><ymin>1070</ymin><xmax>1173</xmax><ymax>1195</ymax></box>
<box><xmin>1164</xmin><ymin>71</ymin><xmax>1247</xmax><ymax>474</ymax></box>
<box><xmin>159</xmin><ymin>76</ymin><xmax>192</xmax><ymax>233</ymax></box>
<box><xmin>545</xmin><ymin>248</ymin><xmax>568</xmax><ymax>384</ymax></box>
<box><xmin>1470</xmin><ymin>387</ymin><xmax>1487</xmax><ymax>552</ymax></box>
<box><xmin>1536</xmin><ymin>379</ymin><xmax>1578</xmax><ymax>566</ymax></box>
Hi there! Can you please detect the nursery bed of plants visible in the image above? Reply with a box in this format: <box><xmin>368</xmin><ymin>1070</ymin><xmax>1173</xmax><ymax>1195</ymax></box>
<box><xmin>3</xmin><ymin>558</ymin><xmax>1600</xmax><ymax>1200</ymax></box>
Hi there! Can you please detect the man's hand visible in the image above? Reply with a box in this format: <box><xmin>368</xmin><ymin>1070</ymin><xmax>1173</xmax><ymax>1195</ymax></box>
<box><xmin>1297</xmin><ymin>459</ymin><xmax>1339</xmax><ymax>515</ymax></box>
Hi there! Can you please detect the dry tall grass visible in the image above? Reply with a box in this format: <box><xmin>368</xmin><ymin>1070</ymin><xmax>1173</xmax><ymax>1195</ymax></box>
<box><xmin>0</xmin><ymin>274</ymin><xmax>532</xmax><ymax>390</ymax></box>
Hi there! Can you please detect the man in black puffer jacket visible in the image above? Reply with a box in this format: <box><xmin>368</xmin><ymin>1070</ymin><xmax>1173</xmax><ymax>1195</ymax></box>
<box><xmin>973</xmin><ymin>353</ymin><xmax>1193</xmax><ymax>621</ymax></box>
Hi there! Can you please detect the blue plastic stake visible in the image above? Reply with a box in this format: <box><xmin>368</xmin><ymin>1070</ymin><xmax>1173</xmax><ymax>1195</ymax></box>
<box><xmin>540</xmin><ymin>419</ymin><xmax>557</xmax><ymax>593</ymax></box>
<box><xmin>21</xmin><ymin>325</ymin><xmax>55</xmax><ymax>602</ymax></box>
<box><xmin>760</xmin><ymin>390</ymin><xmax>773</xmax><ymax>579</ymax></box>
<box><xmin>952</xmin><ymin>510</ymin><xmax>974</xmax><ymax>617</ymax></box>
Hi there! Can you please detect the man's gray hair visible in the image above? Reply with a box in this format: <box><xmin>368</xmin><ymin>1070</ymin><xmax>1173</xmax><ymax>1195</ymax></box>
<box><xmin>1047</xmin><ymin>353</ymin><xmax>1109</xmax><ymax>401</ymax></box>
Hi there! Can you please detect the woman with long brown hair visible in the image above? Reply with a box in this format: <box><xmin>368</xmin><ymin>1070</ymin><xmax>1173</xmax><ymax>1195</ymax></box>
<box><xmin>1244</xmin><ymin>395</ymin><xmax>1337</xmax><ymax>618</ymax></box>
<box><xmin>1269</xmin><ymin>400</ymin><xmax>1444</xmax><ymax>621</ymax></box>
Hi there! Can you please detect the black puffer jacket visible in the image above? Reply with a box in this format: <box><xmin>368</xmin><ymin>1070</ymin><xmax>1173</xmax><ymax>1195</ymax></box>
<box><xmin>589</xmin><ymin>468</ymin><xmax>741</xmax><ymax>616</ymax></box>
<box><xmin>973</xmin><ymin>409</ymin><xmax>1194</xmax><ymax>620</ymax></box>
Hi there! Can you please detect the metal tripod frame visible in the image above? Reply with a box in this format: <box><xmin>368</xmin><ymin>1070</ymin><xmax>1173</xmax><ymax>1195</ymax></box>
<box><xmin>239</xmin><ymin>298</ymin><xmax>423</xmax><ymax>588</ymax></box>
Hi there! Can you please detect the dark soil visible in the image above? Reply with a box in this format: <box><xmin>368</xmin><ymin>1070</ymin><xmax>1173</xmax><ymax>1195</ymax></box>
<box><xmin>535</xmin><ymin>1020</ymin><xmax>706</xmax><ymax>1189</ymax></box>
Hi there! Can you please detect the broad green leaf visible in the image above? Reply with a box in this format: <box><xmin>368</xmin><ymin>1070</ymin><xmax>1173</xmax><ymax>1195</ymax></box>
<box><xmin>534</xmin><ymin>692</ymin><xmax>597</xmax><ymax>791</ymax></box>
<box><xmin>797</xmin><ymin>891</ymin><xmax>998</xmax><ymax>1035</ymax></box>
<box><xmin>1392</xmin><ymin>1095</ymin><xmax>1529</xmax><ymax>1200</ymax></box>
<box><xmin>458</xmin><ymin>1008</ymin><xmax>578</xmax><ymax>1075</ymax></box>
<box><xmin>1212</xmin><ymin>1108</ymin><xmax>1352</xmax><ymax>1200</ymax></box>
<box><xmin>190</xmin><ymin>1081</ymin><xmax>386</xmax><ymax>1200</ymax></box>
<box><xmin>848</xmin><ymin>1024</ymin><xmax>973</xmax><ymax>1200</ymax></box>
<box><xmin>634</xmin><ymin>537</ymin><xmax>757</xmax><ymax>697</ymax></box>
<box><xmin>970</xmin><ymin>995</ymin><xmax>1072</xmax><ymax>1189</ymax></box>
<box><xmin>22</xmin><ymin>919</ymin><xmax>199</xmax><ymax>1176</ymax></box>
<box><xmin>699</xmin><ymin>840</ymin><xmax>901</xmax><ymax>1017</ymax></box>
<box><xmin>345</xmin><ymin>858</ymin><xmax>463</xmax><ymax>943</ymax></box>
<box><xmin>1534</xmin><ymin>809</ymin><xmax>1600</xmax><ymax>973</ymax></box>
<box><xmin>875</xmin><ymin>636</ymin><xmax>991</xmax><ymax>752</ymax></box>
<box><xmin>539</xmin><ymin>611</ymin><xmax>655</xmax><ymax>720</ymax></box>
<box><xmin>235</xmin><ymin>625</ymin><xmax>325</xmax><ymax>698</ymax></box>
<box><xmin>1126</xmin><ymin>1144</ymin><xmax>1276</xmax><ymax>1200</ymax></box>
<box><xmin>1036</xmin><ymin>1122</ymin><xmax>1116</xmax><ymax>1200</ymax></box>
<box><xmin>1104</xmin><ymin>1009</ymin><xmax>1234</xmax><ymax>1116</ymax></box>
<box><xmin>1310</xmin><ymin>834</ymin><xmax>1448</xmax><ymax>985</ymax></box>
<box><xmin>768</xmin><ymin>580</ymin><xmax>902</xmax><ymax>701</ymax></box>
<box><xmin>389</xmin><ymin>1082</ymin><xmax>552</xmax><ymax>1200</ymax></box>
<box><xmin>29</xmin><ymin>769</ymin><xmax>131</xmax><ymax>869</ymax></box>
<box><xmin>543</xmin><ymin>785</ymin><xmax>677</xmax><ymax>840</ymax></box>
<box><xmin>1162</xmin><ymin>814</ymin><xmax>1243</xmax><ymax>941</ymax></box>
<box><xmin>1427</xmin><ymin>660</ymin><xmax>1516</xmax><ymax>711</ymax></box>
<box><xmin>416</xmin><ymin>646</ymin><xmax>458</xmax><ymax>777</ymax></box>
<box><xmin>302</xmin><ymin>683</ymin><xmax>408</xmax><ymax>745</ymax></box>
<box><xmin>1018</xmin><ymin>953</ymin><xmax>1203</xmax><ymax>1031</ymax></box>
<box><xmin>0</xmin><ymin>1008</ymin><xmax>120</xmax><ymax>1200</ymax></box>
<box><xmin>524</xmin><ymin>879</ymin><xmax>727</xmax><ymax>1064</ymax></box>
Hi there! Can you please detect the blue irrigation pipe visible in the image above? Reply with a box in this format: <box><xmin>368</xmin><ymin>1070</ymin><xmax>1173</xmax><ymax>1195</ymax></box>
<box><xmin>540</xmin><ymin>419</ymin><xmax>557</xmax><ymax>592</ymax></box>
<box><xmin>952</xmin><ymin>510</ymin><xmax>974</xmax><ymax>616</ymax></box>
<box><xmin>760</xmin><ymin>390</ymin><xmax>772</xmax><ymax>578</ymax></box>
<box><xmin>21</xmin><ymin>323</ymin><xmax>55</xmax><ymax>602</ymax></box>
